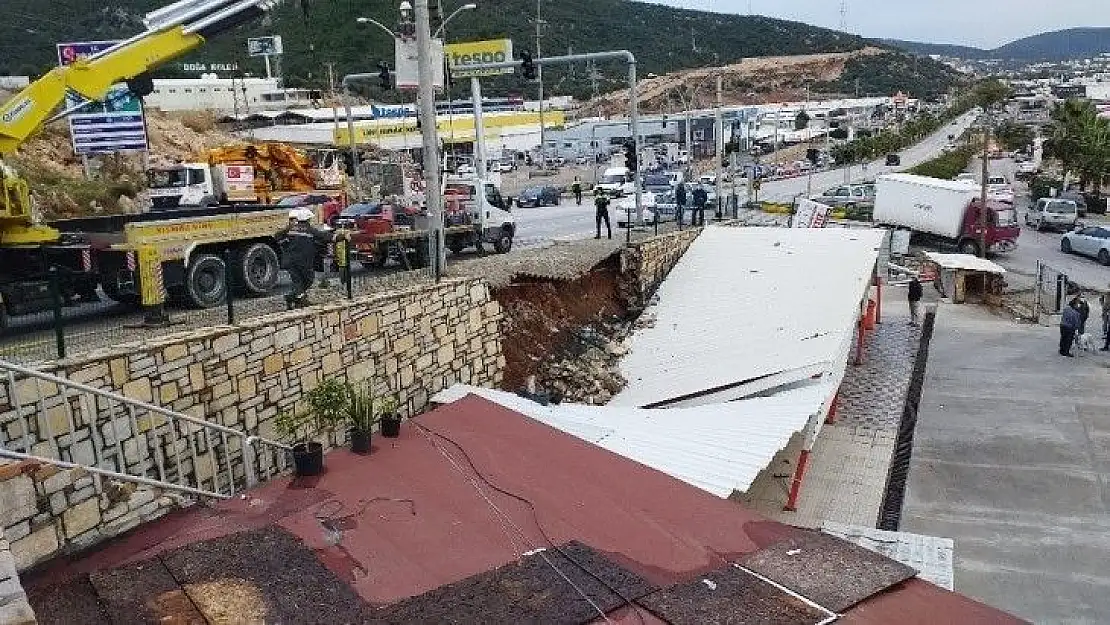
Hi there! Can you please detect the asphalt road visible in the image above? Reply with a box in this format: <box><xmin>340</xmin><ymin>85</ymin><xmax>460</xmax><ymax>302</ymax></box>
<box><xmin>982</xmin><ymin>157</ymin><xmax>1110</xmax><ymax>291</ymax></box>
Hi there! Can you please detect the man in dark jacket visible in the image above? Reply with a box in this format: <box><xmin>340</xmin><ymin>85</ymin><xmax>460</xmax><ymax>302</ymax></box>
<box><xmin>572</xmin><ymin>177</ymin><xmax>583</xmax><ymax>205</ymax></box>
<box><xmin>1060</xmin><ymin>297</ymin><xmax>1083</xmax><ymax>357</ymax></box>
<box><xmin>278</xmin><ymin>209</ymin><xmax>342</xmax><ymax>309</ymax></box>
<box><xmin>594</xmin><ymin>194</ymin><xmax>612</xmax><ymax>240</ymax></box>
<box><xmin>908</xmin><ymin>277</ymin><xmax>924</xmax><ymax>326</ymax></box>
<box><xmin>692</xmin><ymin>185</ymin><xmax>709</xmax><ymax>226</ymax></box>
<box><xmin>675</xmin><ymin>182</ymin><xmax>687</xmax><ymax>229</ymax></box>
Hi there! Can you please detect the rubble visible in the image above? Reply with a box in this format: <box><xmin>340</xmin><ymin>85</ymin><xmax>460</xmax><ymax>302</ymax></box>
<box><xmin>533</xmin><ymin>322</ymin><xmax>631</xmax><ymax>405</ymax></box>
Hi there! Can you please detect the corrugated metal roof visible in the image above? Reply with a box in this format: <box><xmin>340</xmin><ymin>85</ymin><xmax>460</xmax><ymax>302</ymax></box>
<box><xmin>924</xmin><ymin>252</ymin><xmax>1006</xmax><ymax>274</ymax></box>
<box><xmin>432</xmin><ymin>383</ymin><xmax>831</xmax><ymax>497</ymax></box>
<box><xmin>821</xmin><ymin>522</ymin><xmax>955</xmax><ymax>591</ymax></box>
<box><xmin>611</xmin><ymin>227</ymin><xmax>885</xmax><ymax>408</ymax></box>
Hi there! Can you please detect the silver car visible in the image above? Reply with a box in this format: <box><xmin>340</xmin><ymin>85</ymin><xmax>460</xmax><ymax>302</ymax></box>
<box><xmin>1061</xmin><ymin>226</ymin><xmax>1110</xmax><ymax>265</ymax></box>
<box><xmin>1025</xmin><ymin>198</ymin><xmax>1079</xmax><ymax>232</ymax></box>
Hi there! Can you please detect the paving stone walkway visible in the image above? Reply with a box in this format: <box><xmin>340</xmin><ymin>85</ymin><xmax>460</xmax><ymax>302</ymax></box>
<box><xmin>745</xmin><ymin>296</ymin><xmax>923</xmax><ymax>529</ymax></box>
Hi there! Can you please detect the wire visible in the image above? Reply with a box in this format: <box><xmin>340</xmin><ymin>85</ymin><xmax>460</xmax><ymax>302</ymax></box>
<box><xmin>413</xmin><ymin>420</ymin><xmax>648</xmax><ymax>625</ymax></box>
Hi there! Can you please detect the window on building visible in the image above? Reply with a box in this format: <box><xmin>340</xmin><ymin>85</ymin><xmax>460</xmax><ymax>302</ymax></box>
<box><xmin>693</xmin><ymin>130</ymin><xmax>706</xmax><ymax>141</ymax></box>
<box><xmin>168</xmin><ymin>89</ymin><xmax>177</xmax><ymax>94</ymax></box>
<box><xmin>184</xmin><ymin>88</ymin><xmax>192</xmax><ymax>93</ymax></box>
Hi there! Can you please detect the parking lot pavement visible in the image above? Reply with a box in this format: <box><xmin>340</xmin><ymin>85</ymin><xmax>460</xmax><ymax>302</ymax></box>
<box><xmin>901</xmin><ymin>302</ymin><xmax>1110</xmax><ymax>624</ymax></box>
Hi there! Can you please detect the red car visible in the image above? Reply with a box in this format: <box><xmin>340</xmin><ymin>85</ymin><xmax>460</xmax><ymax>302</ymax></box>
<box><xmin>277</xmin><ymin>193</ymin><xmax>346</xmax><ymax>225</ymax></box>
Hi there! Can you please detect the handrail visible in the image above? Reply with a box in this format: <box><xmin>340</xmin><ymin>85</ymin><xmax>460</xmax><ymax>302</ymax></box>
<box><xmin>0</xmin><ymin>359</ymin><xmax>289</xmax><ymax>450</ymax></box>
<box><xmin>0</xmin><ymin>359</ymin><xmax>291</xmax><ymax>500</ymax></box>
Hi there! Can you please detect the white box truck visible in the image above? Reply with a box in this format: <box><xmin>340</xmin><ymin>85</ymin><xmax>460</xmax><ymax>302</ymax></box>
<box><xmin>873</xmin><ymin>173</ymin><xmax>1020</xmax><ymax>255</ymax></box>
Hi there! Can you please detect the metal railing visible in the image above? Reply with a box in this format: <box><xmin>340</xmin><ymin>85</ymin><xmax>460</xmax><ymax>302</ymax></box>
<box><xmin>1034</xmin><ymin>260</ymin><xmax>1070</xmax><ymax>317</ymax></box>
<box><xmin>0</xmin><ymin>359</ymin><xmax>291</xmax><ymax>500</ymax></box>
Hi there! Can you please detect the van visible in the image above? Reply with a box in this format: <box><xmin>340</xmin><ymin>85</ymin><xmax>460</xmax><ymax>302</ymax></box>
<box><xmin>595</xmin><ymin>166</ymin><xmax>634</xmax><ymax>197</ymax></box>
<box><xmin>1025</xmin><ymin>198</ymin><xmax>1079</xmax><ymax>232</ymax></box>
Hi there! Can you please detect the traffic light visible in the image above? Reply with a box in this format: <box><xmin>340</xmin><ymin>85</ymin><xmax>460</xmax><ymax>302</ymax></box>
<box><xmin>624</xmin><ymin>142</ymin><xmax>637</xmax><ymax>172</ymax></box>
<box><xmin>520</xmin><ymin>51</ymin><xmax>536</xmax><ymax>80</ymax></box>
<box><xmin>378</xmin><ymin>61</ymin><xmax>392</xmax><ymax>90</ymax></box>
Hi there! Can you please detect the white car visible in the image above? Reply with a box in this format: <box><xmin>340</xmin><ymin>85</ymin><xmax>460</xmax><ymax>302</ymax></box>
<box><xmin>1061</xmin><ymin>225</ymin><xmax>1110</xmax><ymax>265</ymax></box>
<box><xmin>615</xmin><ymin>192</ymin><xmax>658</xmax><ymax>227</ymax></box>
<box><xmin>495</xmin><ymin>161</ymin><xmax>514</xmax><ymax>173</ymax></box>
<box><xmin>1025</xmin><ymin>198</ymin><xmax>1079</xmax><ymax>232</ymax></box>
<box><xmin>1016</xmin><ymin>161</ymin><xmax>1038</xmax><ymax>176</ymax></box>
<box><xmin>988</xmin><ymin>185</ymin><xmax>1015</xmax><ymax>204</ymax></box>
<box><xmin>954</xmin><ymin>173</ymin><xmax>977</xmax><ymax>185</ymax></box>
<box><xmin>575</xmin><ymin>155</ymin><xmax>589</xmax><ymax>165</ymax></box>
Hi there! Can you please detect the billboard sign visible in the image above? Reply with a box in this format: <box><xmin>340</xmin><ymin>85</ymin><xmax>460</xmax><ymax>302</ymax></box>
<box><xmin>247</xmin><ymin>36</ymin><xmax>283</xmax><ymax>57</ymax></box>
<box><xmin>445</xmin><ymin>39</ymin><xmax>515</xmax><ymax>79</ymax></box>
<box><xmin>56</xmin><ymin>41</ymin><xmax>149</xmax><ymax>155</ymax></box>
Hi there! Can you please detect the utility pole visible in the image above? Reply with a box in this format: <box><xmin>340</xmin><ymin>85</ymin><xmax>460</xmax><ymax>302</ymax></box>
<box><xmin>979</xmin><ymin>109</ymin><xmax>990</xmax><ymax>258</ymax></box>
<box><xmin>715</xmin><ymin>75</ymin><xmax>724</xmax><ymax>219</ymax></box>
<box><xmin>535</xmin><ymin>0</ymin><xmax>546</xmax><ymax>164</ymax></box>
<box><xmin>414</xmin><ymin>0</ymin><xmax>445</xmax><ymax>276</ymax></box>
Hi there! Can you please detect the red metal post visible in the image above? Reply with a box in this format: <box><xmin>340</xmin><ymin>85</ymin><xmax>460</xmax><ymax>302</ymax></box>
<box><xmin>854</xmin><ymin>316</ymin><xmax>865</xmax><ymax>366</ymax></box>
<box><xmin>783</xmin><ymin>449</ymin><xmax>811</xmax><ymax>511</ymax></box>
<box><xmin>825</xmin><ymin>391</ymin><xmax>840</xmax><ymax>425</ymax></box>
<box><xmin>874</xmin><ymin>272</ymin><xmax>882</xmax><ymax>324</ymax></box>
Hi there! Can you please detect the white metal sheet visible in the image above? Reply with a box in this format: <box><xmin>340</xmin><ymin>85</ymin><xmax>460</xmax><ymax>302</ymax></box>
<box><xmin>610</xmin><ymin>227</ymin><xmax>884</xmax><ymax>408</ymax></box>
<box><xmin>923</xmin><ymin>252</ymin><xmax>1006</xmax><ymax>274</ymax></box>
<box><xmin>432</xmin><ymin>383</ymin><xmax>831</xmax><ymax>497</ymax></box>
<box><xmin>822</xmin><ymin>522</ymin><xmax>955</xmax><ymax>591</ymax></box>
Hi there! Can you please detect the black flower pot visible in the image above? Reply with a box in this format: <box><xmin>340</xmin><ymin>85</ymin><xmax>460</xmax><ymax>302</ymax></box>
<box><xmin>292</xmin><ymin>441</ymin><xmax>324</xmax><ymax>476</ymax></box>
<box><xmin>351</xmin><ymin>428</ymin><xmax>372</xmax><ymax>454</ymax></box>
<box><xmin>381</xmin><ymin>415</ymin><xmax>402</xmax><ymax>438</ymax></box>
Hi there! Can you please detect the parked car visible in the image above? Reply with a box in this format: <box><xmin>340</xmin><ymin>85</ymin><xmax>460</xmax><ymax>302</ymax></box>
<box><xmin>494</xmin><ymin>161</ymin><xmax>515</xmax><ymax>173</ymax></box>
<box><xmin>814</xmin><ymin>183</ymin><xmax>874</xmax><ymax>209</ymax></box>
<box><xmin>1059</xmin><ymin>191</ymin><xmax>1088</xmax><ymax>217</ymax></box>
<box><xmin>516</xmin><ymin>185</ymin><xmax>562</xmax><ymax>208</ymax></box>
<box><xmin>954</xmin><ymin>173</ymin><xmax>977</xmax><ymax>185</ymax></box>
<box><xmin>885</xmin><ymin>153</ymin><xmax>901</xmax><ymax>166</ymax></box>
<box><xmin>278</xmin><ymin>193</ymin><xmax>345</xmax><ymax>226</ymax></box>
<box><xmin>575</xmin><ymin>155</ymin><xmax>589</xmax><ymax>165</ymax></box>
<box><xmin>643</xmin><ymin>174</ymin><xmax>673</xmax><ymax>195</ymax></box>
<box><xmin>1061</xmin><ymin>225</ymin><xmax>1110</xmax><ymax>265</ymax></box>
<box><xmin>1025</xmin><ymin>198</ymin><xmax>1079</xmax><ymax>232</ymax></box>
<box><xmin>1015</xmin><ymin>160</ymin><xmax>1038</xmax><ymax>179</ymax></box>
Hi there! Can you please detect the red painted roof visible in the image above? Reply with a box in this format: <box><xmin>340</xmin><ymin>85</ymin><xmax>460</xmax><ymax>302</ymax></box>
<box><xmin>26</xmin><ymin>395</ymin><xmax>1025</xmax><ymax>624</ymax></box>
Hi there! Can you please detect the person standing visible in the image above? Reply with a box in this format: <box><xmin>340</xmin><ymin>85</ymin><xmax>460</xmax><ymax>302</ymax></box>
<box><xmin>594</xmin><ymin>193</ymin><xmax>612</xmax><ymax>240</ymax></box>
<box><xmin>692</xmin><ymin>185</ymin><xmax>708</xmax><ymax>226</ymax></box>
<box><xmin>572</xmin><ymin>177</ymin><xmax>583</xmax><ymax>205</ymax></box>
<box><xmin>1076</xmin><ymin>293</ymin><xmax>1091</xmax><ymax>337</ymax></box>
<box><xmin>278</xmin><ymin>209</ymin><xmax>342</xmax><ymax>309</ymax></box>
<box><xmin>1100</xmin><ymin>287</ymin><xmax>1110</xmax><ymax>351</ymax></box>
<box><xmin>908</xmin><ymin>276</ymin><xmax>924</xmax><ymax>326</ymax></box>
<box><xmin>675</xmin><ymin>182</ymin><xmax>687</xmax><ymax>229</ymax></box>
<box><xmin>1060</xmin><ymin>296</ymin><xmax>1082</xmax><ymax>357</ymax></box>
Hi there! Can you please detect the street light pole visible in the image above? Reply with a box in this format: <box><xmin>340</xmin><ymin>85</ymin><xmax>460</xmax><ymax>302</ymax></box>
<box><xmin>535</xmin><ymin>0</ymin><xmax>546</xmax><ymax>163</ymax></box>
<box><xmin>414</xmin><ymin>0</ymin><xmax>445</xmax><ymax>276</ymax></box>
<box><xmin>979</xmin><ymin>108</ymin><xmax>991</xmax><ymax>258</ymax></box>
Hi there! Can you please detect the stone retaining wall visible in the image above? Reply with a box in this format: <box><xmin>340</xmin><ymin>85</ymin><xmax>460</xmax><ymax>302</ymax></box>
<box><xmin>0</xmin><ymin>278</ymin><xmax>503</xmax><ymax>573</ymax></box>
<box><xmin>619</xmin><ymin>228</ymin><xmax>701</xmax><ymax>311</ymax></box>
<box><xmin>0</xmin><ymin>524</ymin><xmax>35</xmax><ymax>625</ymax></box>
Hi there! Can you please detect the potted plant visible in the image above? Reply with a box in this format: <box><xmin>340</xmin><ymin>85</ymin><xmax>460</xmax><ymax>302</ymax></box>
<box><xmin>277</xmin><ymin>378</ymin><xmax>348</xmax><ymax>476</ymax></box>
<box><xmin>346</xmin><ymin>381</ymin><xmax>377</xmax><ymax>454</ymax></box>
<box><xmin>378</xmin><ymin>396</ymin><xmax>402</xmax><ymax>438</ymax></box>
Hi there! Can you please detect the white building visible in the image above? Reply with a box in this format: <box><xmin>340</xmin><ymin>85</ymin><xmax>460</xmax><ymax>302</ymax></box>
<box><xmin>144</xmin><ymin>76</ymin><xmax>321</xmax><ymax>113</ymax></box>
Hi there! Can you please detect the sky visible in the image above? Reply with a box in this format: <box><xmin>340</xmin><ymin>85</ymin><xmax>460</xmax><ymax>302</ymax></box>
<box><xmin>647</xmin><ymin>0</ymin><xmax>1104</xmax><ymax>49</ymax></box>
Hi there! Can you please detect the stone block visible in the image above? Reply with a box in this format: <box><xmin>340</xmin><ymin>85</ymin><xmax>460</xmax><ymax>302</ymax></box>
<box><xmin>436</xmin><ymin>344</ymin><xmax>455</xmax><ymax>365</ymax></box>
<box><xmin>0</xmin><ymin>476</ymin><xmax>35</xmax><ymax>527</ymax></box>
<box><xmin>163</xmin><ymin>343</ymin><xmax>189</xmax><ymax>362</ymax></box>
<box><xmin>62</xmin><ymin>498</ymin><xmax>100</xmax><ymax>539</ymax></box>
<box><xmin>12</xmin><ymin>378</ymin><xmax>57</xmax><ymax>407</ymax></box>
<box><xmin>103</xmin><ymin>511</ymin><xmax>140</xmax><ymax>537</ymax></box>
<box><xmin>100</xmin><ymin>416</ymin><xmax>133</xmax><ymax>446</ymax></box>
<box><xmin>188</xmin><ymin>364</ymin><xmax>205</xmax><ymax>391</ymax></box>
<box><xmin>239</xmin><ymin>375</ymin><xmax>258</xmax><ymax>400</ymax></box>
<box><xmin>212</xmin><ymin>333</ymin><xmax>240</xmax><ymax>354</ymax></box>
<box><xmin>101</xmin><ymin>503</ymin><xmax>127</xmax><ymax>523</ymax></box>
<box><xmin>127</xmin><ymin>489</ymin><xmax>156</xmax><ymax>510</ymax></box>
<box><xmin>68</xmin><ymin>363</ymin><xmax>109</xmax><ymax>385</ymax></box>
<box><xmin>70</xmin><ymin>527</ymin><xmax>103</xmax><ymax>551</ymax></box>
<box><xmin>135</xmin><ymin>413</ymin><xmax>167</xmax><ymax>434</ymax></box>
<box><xmin>10</xmin><ymin>526</ymin><xmax>58</xmax><ymax>570</ymax></box>
<box><xmin>48</xmin><ymin>491</ymin><xmax>67</xmax><ymax>515</ymax></box>
<box><xmin>275</xmin><ymin>326</ymin><xmax>301</xmax><ymax>349</ymax></box>
<box><xmin>227</xmin><ymin>355</ymin><xmax>247</xmax><ymax>377</ymax></box>
<box><xmin>394</xmin><ymin>334</ymin><xmax>415</xmax><ymax>353</ymax></box>
<box><xmin>121</xmin><ymin>378</ymin><xmax>153</xmax><ymax>404</ymax></box>
<box><xmin>40</xmin><ymin>470</ymin><xmax>72</xmax><ymax>496</ymax></box>
<box><xmin>262</xmin><ymin>354</ymin><xmax>284</xmax><ymax>376</ymax></box>
<box><xmin>159</xmin><ymin>382</ymin><xmax>180</xmax><ymax>404</ymax></box>
<box><xmin>288</xmin><ymin>347</ymin><xmax>312</xmax><ymax>366</ymax></box>
<box><xmin>4</xmin><ymin>522</ymin><xmax>29</xmax><ymax>543</ymax></box>
<box><xmin>0</xmin><ymin>598</ymin><xmax>36</xmax><ymax>625</ymax></box>
<box><xmin>321</xmin><ymin>353</ymin><xmax>343</xmax><ymax>376</ymax></box>
<box><xmin>69</xmin><ymin>440</ymin><xmax>95</xmax><ymax>467</ymax></box>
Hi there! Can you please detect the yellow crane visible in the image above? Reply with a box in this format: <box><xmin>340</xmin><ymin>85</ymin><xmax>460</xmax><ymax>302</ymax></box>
<box><xmin>0</xmin><ymin>0</ymin><xmax>283</xmax><ymax>245</ymax></box>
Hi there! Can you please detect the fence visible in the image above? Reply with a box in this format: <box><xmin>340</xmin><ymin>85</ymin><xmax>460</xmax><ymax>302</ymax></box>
<box><xmin>0</xmin><ymin>236</ymin><xmax>438</xmax><ymax>364</ymax></box>
<box><xmin>1034</xmin><ymin>260</ymin><xmax>1070</xmax><ymax>318</ymax></box>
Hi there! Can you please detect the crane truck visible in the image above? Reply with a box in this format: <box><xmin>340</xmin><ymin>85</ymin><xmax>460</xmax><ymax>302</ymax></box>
<box><xmin>0</xmin><ymin>0</ymin><xmax>287</xmax><ymax>326</ymax></box>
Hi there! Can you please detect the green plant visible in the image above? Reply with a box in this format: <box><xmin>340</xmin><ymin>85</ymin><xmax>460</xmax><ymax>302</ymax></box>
<box><xmin>306</xmin><ymin>378</ymin><xmax>350</xmax><ymax>427</ymax></box>
<box><xmin>377</xmin><ymin>396</ymin><xmax>399</xmax><ymax>418</ymax></box>
<box><xmin>345</xmin><ymin>381</ymin><xmax>378</xmax><ymax>432</ymax></box>
<box><xmin>274</xmin><ymin>409</ymin><xmax>320</xmax><ymax>446</ymax></box>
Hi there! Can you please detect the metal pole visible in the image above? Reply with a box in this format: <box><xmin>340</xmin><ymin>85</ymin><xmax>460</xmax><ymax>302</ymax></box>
<box><xmin>344</xmin><ymin>97</ymin><xmax>362</xmax><ymax>200</ymax></box>
<box><xmin>264</xmin><ymin>54</ymin><xmax>272</xmax><ymax>79</ymax></box>
<box><xmin>979</xmin><ymin>110</ymin><xmax>990</xmax><ymax>258</ymax></box>
<box><xmin>415</xmin><ymin>0</ymin><xmax>445</xmax><ymax>276</ymax></box>
<box><xmin>536</xmin><ymin>0</ymin><xmax>545</xmax><ymax>165</ymax></box>
<box><xmin>223</xmin><ymin>249</ymin><xmax>235</xmax><ymax>325</ymax></box>
<box><xmin>472</xmin><ymin>77</ymin><xmax>488</xmax><ymax>236</ymax></box>
<box><xmin>629</xmin><ymin>57</ymin><xmax>643</xmax><ymax>229</ymax></box>
<box><xmin>48</xmin><ymin>267</ymin><xmax>65</xmax><ymax>360</ymax></box>
<box><xmin>715</xmin><ymin>75</ymin><xmax>723</xmax><ymax>220</ymax></box>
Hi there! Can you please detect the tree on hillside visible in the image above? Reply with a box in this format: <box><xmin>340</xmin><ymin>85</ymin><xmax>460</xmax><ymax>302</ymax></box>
<box><xmin>795</xmin><ymin>110</ymin><xmax>811</xmax><ymax>131</ymax></box>
<box><xmin>1045</xmin><ymin>99</ymin><xmax>1110</xmax><ymax>192</ymax></box>
<box><xmin>973</xmin><ymin>79</ymin><xmax>1012</xmax><ymax>109</ymax></box>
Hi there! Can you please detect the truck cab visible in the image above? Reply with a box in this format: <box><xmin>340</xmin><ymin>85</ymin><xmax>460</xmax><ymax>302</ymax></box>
<box><xmin>442</xmin><ymin>175</ymin><xmax>516</xmax><ymax>255</ymax></box>
<box><xmin>146</xmin><ymin>164</ymin><xmax>220</xmax><ymax>209</ymax></box>
<box><xmin>963</xmin><ymin>200</ymin><xmax>1020</xmax><ymax>254</ymax></box>
<box><xmin>595</xmin><ymin>167</ymin><xmax>635</xmax><ymax>197</ymax></box>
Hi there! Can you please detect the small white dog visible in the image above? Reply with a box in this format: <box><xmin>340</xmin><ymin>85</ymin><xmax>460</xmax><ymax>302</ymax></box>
<box><xmin>1076</xmin><ymin>333</ymin><xmax>1094</xmax><ymax>352</ymax></box>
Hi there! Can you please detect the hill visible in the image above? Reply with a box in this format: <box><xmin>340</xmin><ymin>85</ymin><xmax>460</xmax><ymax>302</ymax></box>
<box><xmin>885</xmin><ymin>27</ymin><xmax>1110</xmax><ymax>61</ymax></box>
<box><xmin>1</xmin><ymin>0</ymin><xmax>961</xmax><ymax>101</ymax></box>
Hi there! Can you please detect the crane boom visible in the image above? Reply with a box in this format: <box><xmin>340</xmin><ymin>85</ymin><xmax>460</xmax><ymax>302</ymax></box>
<box><xmin>0</xmin><ymin>0</ymin><xmax>283</xmax><ymax>244</ymax></box>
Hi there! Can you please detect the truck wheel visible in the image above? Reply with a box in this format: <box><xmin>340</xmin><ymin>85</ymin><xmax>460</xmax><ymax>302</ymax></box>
<box><xmin>236</xmin><ymin>243</ymin><xmax>280</xmax><ymax>295</ymax></box>
<box><xmin>958</xmin><ymin>239</ymin><xmax>981</xmax><ymax>256</ymax></box>
<box><xmin>1061</xmin><ymin>238</ymin><xmax>1073</xmax><ymax>254</ymax></box>
<box><xmin>448</xmin><ymin>239</ymin><xmax>466</xmax><ymax>255</ymax></box>
<box><xmin>494</xmin><ymin>227</ymin><xmax>513</xmax><ymax>254</ymax></box>
<box><xmin>375</xmin><ymin>243</ymin><xmax>390</xmax><ymax>268</ymax></box>
<box><xmin>184</xmin><ymin>254</ymin><xmax>227</xmax><ymax>309</ymax></box>
<box><xmin>1098</xmin><ymin>249</ymin><xmax>1109</xmax><ymax>266</ymax></box>
<box><xmin>101</xmin><ymin>280</ymin><xmax>140</xmax><ymax>306</ymax></box>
